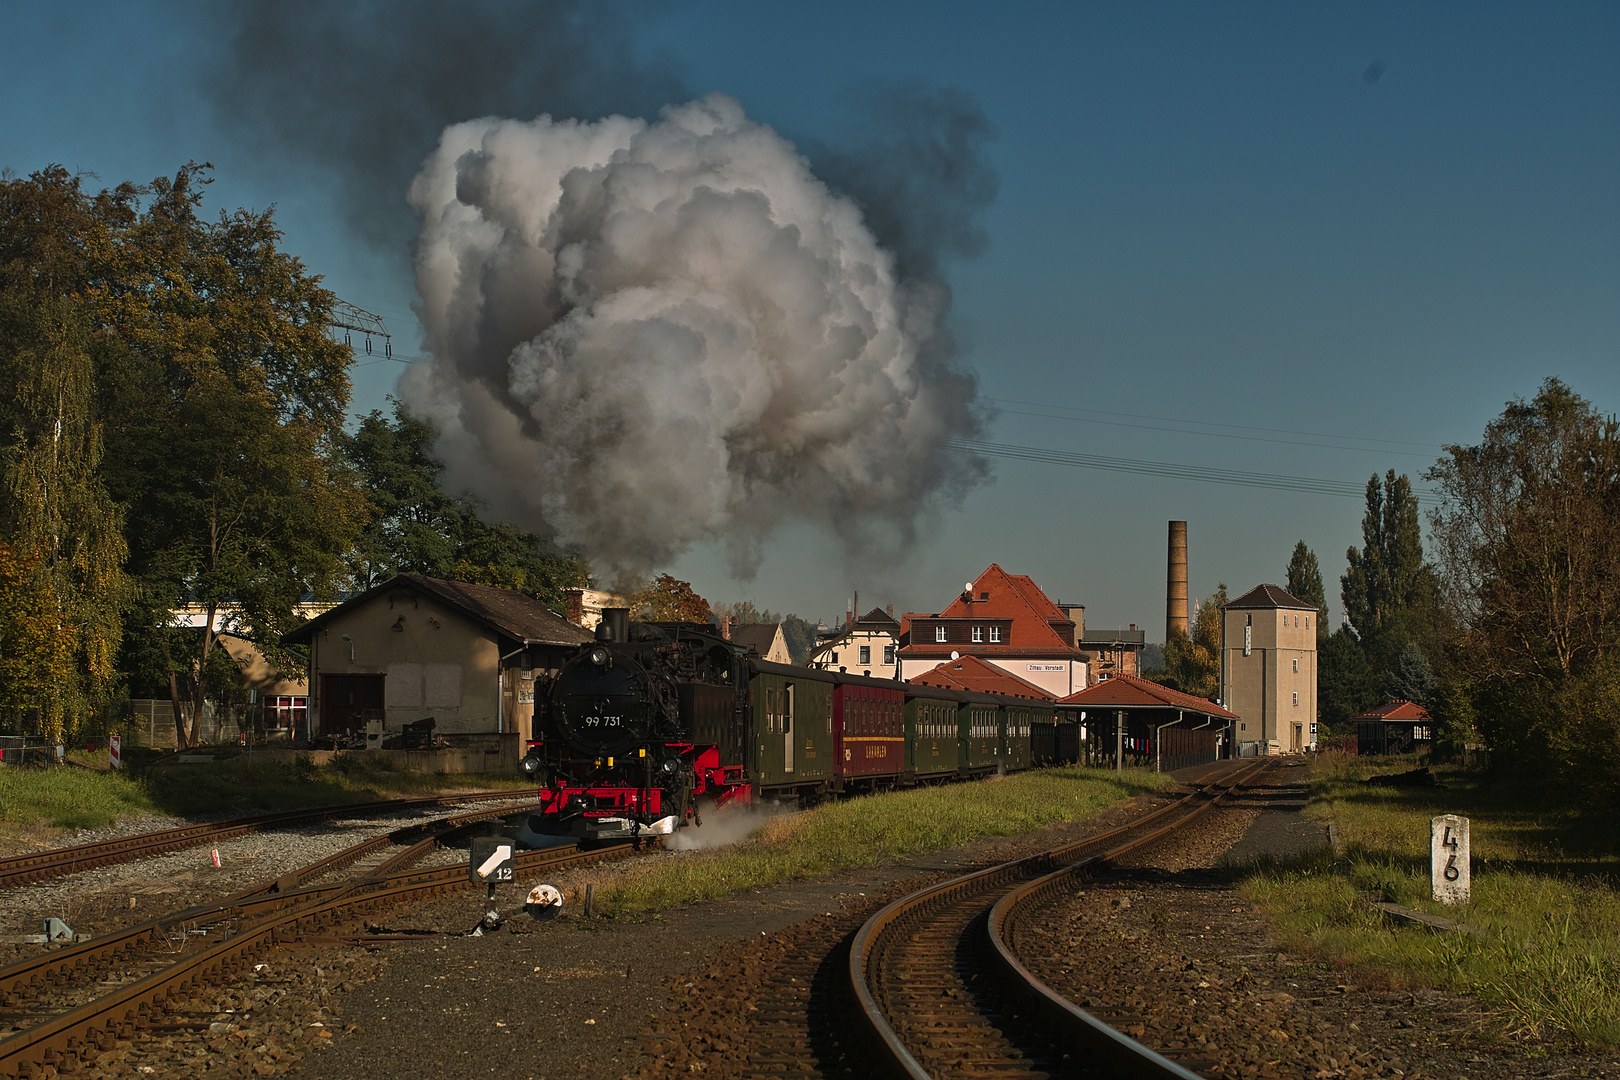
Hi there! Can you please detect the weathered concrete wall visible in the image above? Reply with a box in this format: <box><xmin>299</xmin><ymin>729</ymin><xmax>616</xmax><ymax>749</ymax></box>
<box><xmin>309</xmin><ymin>589</ymin><xmax>500</xmax><ymax>735</ymax></box>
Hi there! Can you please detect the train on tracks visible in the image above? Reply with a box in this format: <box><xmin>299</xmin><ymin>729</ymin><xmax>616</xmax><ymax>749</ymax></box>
<box><xmin>518</xmin><ymin>610</ymin><xmax>1080</xmax><ymax>841</ymax></box>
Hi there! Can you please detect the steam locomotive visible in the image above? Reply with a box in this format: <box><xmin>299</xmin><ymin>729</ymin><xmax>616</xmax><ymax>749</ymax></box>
<box><xmin>519</xmin><ymin>609</ymin><xmax>1075</xmax><ymax>842</ymax></box>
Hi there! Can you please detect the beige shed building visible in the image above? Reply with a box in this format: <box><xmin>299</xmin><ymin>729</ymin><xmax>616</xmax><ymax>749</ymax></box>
<box><xmin>283</xmin><ymin>574</ymin><xmax>592</xmax><ymax>757</ymax></box>
<box><xmin>1220</xmin><ymin>583</ymin><xmax>1318</xmax><ymax>754</ymax></box>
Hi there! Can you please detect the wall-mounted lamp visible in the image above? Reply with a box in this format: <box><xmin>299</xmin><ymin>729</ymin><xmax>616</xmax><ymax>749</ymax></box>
<box><xmin>391</xmin><ymin>616</ymin><xmax>405</xmax><ymax>633</ymax></box>
<box><xmin>340</xmin><ymin>633</ymin><xmax>355</xmax><ymax>663</ymax></box>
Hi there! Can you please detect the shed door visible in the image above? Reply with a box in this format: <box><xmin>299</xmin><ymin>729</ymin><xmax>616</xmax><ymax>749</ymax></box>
<box><xmin>320</xmin><ymin>674</ymin><xmax>384</xmax><ymax>739</ymax></box>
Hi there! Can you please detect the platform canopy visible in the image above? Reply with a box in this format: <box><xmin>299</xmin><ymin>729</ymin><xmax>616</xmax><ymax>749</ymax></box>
<box><xmin>1058</xmin><ymin>674</ymin><xmax>1237</xmax><ymax>722</ymax></box>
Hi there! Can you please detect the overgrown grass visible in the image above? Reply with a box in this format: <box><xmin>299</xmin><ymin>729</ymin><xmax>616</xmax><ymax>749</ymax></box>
<box><xmin>1244</xmin><ymin>751</ymin><xmax>1620</xmax><ymax>1047</ymax></box>
<box><xmin>601</xmin><ymin>766</ymin><xmax>1168</xmax><ymax>913</ymax></box>
<box><xmin>0</xmin><ymin>760</ymin><xmax>159</xmax><ymax>831</ymax></box>
<box><xmin>0</xmin><ymin>752</ymin><xmax>530</xmax><ymax>831</ymax></box>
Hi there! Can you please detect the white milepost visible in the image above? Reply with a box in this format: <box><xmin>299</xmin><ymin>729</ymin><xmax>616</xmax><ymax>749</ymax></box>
<box><xmin>1430</xmin><ymin>814</ymin><xmax>1470</xmax><ymax>905</ymax></box>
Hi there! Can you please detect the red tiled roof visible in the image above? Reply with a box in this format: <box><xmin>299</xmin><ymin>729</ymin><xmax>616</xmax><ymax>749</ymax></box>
<box><xmin>1352</xmin><ymin>699</ymin><xmax>1433</xmax><ymax>722</ymax></box>
<box><xmin>1058</xmin><ymin>674</ymin><xmax>1237</xmax><ymax>719</ymax></box>
<box><xmin>898</xmin><ymin>564</ymin><xmax>1079</xmax><ymax>656</ymax></box>
<box><xmin>908</xmin><ymin>655</ymin><xmax>1056</xmax><ymax>700</ymax></box>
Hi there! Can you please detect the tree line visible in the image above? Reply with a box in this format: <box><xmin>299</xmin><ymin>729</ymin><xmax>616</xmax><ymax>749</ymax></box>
<box><xmin>1145</xmin><ymin>379</ymin><xmax>1616</xmax><ymax>808</ymax></box>
<box><xmin>1284</xmin><ymin>380</ymin><xmax>1616</xmax><ymax>808</ymax></box>
<box><xmin>0</xmin><ymin>165</ymin><xmax>587</xmax><ymax>746</ymax></box>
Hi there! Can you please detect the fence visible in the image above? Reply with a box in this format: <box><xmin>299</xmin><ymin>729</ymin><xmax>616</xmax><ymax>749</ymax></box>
<box><xmin>123</xmin><ymin>699</ymin><xmax>261</xmax><ymax>749</ymax></box>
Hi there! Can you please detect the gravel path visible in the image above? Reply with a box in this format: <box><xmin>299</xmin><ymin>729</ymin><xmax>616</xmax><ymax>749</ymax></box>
<box><xmin>0</xmin><ymin>799</ymin><xmax>539</xmax><ymax>967</ymax></box>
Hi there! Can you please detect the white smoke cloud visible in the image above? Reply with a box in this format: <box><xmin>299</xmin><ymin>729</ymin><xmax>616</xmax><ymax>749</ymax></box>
<box><xmin>401</xmin><ymin>94</ymin><xmax>985</xmax><ymax>576</ymax></box>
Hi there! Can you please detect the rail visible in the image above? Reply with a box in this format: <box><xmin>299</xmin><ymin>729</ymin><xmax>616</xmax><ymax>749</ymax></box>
<box><xmin>0</xmin><ymin>788</ymin><xmax>545</xmax><ymax>890</ymax></box>
<box><xmin>849</xmin><ymin>758</ymin><xmax>1273</xmax><ymax>1078</ymax></box>
<box><xmin>0</xmin><ymin>832</ymin><xmax>630</xmax><ymax>1078</ymax></box>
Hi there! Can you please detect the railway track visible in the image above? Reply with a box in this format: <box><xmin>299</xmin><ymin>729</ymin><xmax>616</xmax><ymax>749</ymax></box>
<box><xmin>847</xmin><ymin>758</ymin><xmax>1273</xmax><ymax>1080</ymax></box>
<box><xmin>0</xmin><ymin>787</ymin><xmax>546</xmax><ymax>891</ymax></box>
<box><xmin>0</xmin><ymin>800</ymin><xmax>639</xmax><ymax>1079</ymax></box>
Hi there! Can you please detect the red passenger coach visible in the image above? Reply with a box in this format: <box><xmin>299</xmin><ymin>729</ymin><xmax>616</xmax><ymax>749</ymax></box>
<box><xmin>834</xmin><ymin>681</ymin><xmax>907</xmax><ymax>789</ymax></box>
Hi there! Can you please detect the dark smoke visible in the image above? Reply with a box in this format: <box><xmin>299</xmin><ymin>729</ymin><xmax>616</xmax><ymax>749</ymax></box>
<box><xmin>809</xmin><ymin>82</ymin><xmax>1000</xmax><ymax>281</ymax></box>
<box><xmin>202</xmin><ymin>0</ymin><xmax>687</xmax><ymax>243</ymax></box>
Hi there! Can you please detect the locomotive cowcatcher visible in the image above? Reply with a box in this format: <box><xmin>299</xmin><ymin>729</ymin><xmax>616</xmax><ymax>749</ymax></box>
<box><xmin>520</xmin><ymin>609</ymin><xmax>753</xmax><ymax>841</ymax></box>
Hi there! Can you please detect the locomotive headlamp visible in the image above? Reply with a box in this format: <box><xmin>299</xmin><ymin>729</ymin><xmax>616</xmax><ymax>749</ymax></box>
<box><xmin>520</xmin><ymin>755</ymin><xmax>544</xmax><ymax>778</ymax></box>
<box><xmin>659</xmin><ymin>758</ymin><xmax>680</xmax><ymax>776</ymax></box>
<box><xmin>589</xmin><ymin>645</ymin><xmax>609</xmax><ymax>665</ymax></box>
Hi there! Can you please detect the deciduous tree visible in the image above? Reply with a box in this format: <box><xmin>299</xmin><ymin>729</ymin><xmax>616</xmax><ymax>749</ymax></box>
<box><xmin>1427</xmin><ymin>378</ymin><xmax>1620</xmax><ymax>799</ymax></box>
<box><xmin>97</xmin><ymin>165</ymin><xmax>361</xmax><ymax>748</ymax></box>
<box><xmin>631</xmin><ymin>575</ymin><xmax>713</xmax><ymax>623</ymax></box>
<box><xmin>0</xmin><ymin>167</ymin><xmax>130</xmax><ymax>739</ymax></box>
<box><xmin>1150</xmin><ymin>584</ymin><xmax>1225</xmax><ymax>700</ymax></box>
<box><xmin>340</xmin><ymin>403</ymin><xmax>589</xmax><ymax>608</ymax></box>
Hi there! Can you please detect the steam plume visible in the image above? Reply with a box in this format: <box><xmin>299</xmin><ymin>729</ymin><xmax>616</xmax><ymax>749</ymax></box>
<box><xmin>400</xmin><ymin>95</ymin><xmax>987</xmax><ymax>576</ymax></box>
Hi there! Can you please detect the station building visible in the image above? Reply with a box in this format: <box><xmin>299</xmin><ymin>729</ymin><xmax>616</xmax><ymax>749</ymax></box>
<box><xmin>898</xmin><ymin>565</ymin><xmax>1089</xmax><ymax>698</ymax></box>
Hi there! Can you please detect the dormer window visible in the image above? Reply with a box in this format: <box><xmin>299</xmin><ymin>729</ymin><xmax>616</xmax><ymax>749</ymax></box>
<box><xmin>935</xmin><ymin>625</ymin><xmax>947</xmax><ymax>643</ymax></box>
<box><xmin>979</xmin><ymin>591</ymin><xmax>989</xmax><ymax>600</ymax></box>
<box><xmin>989</xmin><ymin>626</ymin><xmax>1002</xmax><ymax>643</ymax></box>
<box><xmin>972</xmin><ymin>626</ymin><xmax>984</xmax><ymax>643</ymax></box>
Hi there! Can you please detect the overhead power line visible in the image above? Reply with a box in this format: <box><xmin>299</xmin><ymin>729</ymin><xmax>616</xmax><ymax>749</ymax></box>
<box><xmin>986</xmin><ymin>400</ymin><xmax>1440</xmax><ymax>459</ymax></box>
<box><xmin>949</xmin><ymin>438</ymin><xmax>1443</xmax><ymax>505</ymax></box>
<box><xmin>985</xmin><ymin>397</ymin><xmax>1444</xmax><ymax>451</ymax></box>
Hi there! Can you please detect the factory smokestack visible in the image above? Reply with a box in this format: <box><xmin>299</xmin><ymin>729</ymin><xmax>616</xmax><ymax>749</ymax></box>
<box><xmin>1167</xmin><ymin>520</ymin><xmax>1189</xmax><ymax>640</ymax></box>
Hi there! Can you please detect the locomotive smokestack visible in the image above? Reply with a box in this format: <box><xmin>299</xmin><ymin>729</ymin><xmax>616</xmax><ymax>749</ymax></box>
<box><xmin>1167</xmin><ymin>521</ymin><xmax>1189</xmax><ymax>640</ymax></box>
<box><xmin>603</xmin><ymin>607</ymin><xmax>630</xmax><ymax>643</ymax></box>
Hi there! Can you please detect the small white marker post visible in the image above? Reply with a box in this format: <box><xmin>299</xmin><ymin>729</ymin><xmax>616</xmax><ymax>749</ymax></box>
<box><xmin>109</xmin><ymin>734</ymin><xmax>121</xmax><ymax>771</ymax></box>
<box><xmin>1431</xmin><ymin>814</ymin><xmax>1470</xmax><ymax>905</ymax></box>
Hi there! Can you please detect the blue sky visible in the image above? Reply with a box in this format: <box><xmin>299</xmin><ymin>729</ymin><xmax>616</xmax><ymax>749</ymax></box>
<box><xmin>4</xmin><ymin>2</ymin><xmax>1616</xmax><ymax>633</ymax></box>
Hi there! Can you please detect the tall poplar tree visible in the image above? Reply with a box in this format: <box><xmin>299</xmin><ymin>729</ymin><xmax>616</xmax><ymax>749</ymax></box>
<box><xmin>1284</xmin><ymin>541</ymin><xmax>1327</xmax><ymax>641</ymax></box>
<box><xmin>1340</xmin><ymin>470</ymin><xmax>1440</xmax><ymax>670</ymax></box>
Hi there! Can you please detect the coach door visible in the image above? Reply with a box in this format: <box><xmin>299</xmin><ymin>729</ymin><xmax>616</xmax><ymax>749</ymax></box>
<box><xmin>783</xmin><ymin>684</ymin><xmax>796</xmax><ymax>774</ymax></box>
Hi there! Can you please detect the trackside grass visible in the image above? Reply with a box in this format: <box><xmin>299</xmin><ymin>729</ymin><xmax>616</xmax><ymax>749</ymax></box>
<box><xmin>600</xmin><ymin>766</ymin><xmax>1169</xmax><ymax>914</ymax></box>
<box><xmin>0</xmin><ymin>759</ymin><xmax>158</xmax><ymax>831</ymax></box>
<box><xmin>1243</xmin><ymin>752</ymin><xmax>1620</xmax><ymax>1047</ymax></box>
<box><xmin>0</xmin><ymin>751</ymin><xmax>530</xmax><ymax>832</ymax></box>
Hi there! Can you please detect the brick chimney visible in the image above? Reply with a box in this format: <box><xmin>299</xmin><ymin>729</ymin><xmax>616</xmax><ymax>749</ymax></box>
<box><xmin>565</xmin><ymin>589</ymin><xmax>585</xmax><ymax>626</ymax></box>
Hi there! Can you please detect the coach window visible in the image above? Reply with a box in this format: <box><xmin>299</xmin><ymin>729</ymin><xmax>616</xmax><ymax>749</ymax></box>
<box><xmin>935</xmin><ymin>625</ymin><xmax>948</xmax><ymax>643</ymax></box>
